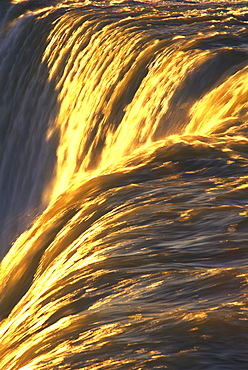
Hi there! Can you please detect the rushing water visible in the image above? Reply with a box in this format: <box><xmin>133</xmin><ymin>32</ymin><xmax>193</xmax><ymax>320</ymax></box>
<box><xmin>0</xmin><ymin>0</ymin><xmax>248</xmax><ymax>369</ymax></box>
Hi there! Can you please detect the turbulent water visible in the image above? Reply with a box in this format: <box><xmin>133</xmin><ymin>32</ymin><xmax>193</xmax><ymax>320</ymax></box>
<box><xmin>0</xmin><ymin>0</ymin><xmax>248</xmax><ymax>369</ymax></box>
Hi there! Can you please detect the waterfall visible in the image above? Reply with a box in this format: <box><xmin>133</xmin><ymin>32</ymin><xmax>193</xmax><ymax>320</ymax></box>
<box><xmin>0</xmin><ymin>1</ymin><xmax>248</xmax><ymax>369</ymax></box>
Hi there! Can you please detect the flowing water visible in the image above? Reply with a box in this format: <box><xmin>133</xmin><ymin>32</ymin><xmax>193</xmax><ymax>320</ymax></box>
<box><xmin>0</xmin><ymin>0</ymin><xmax>248</xmax><ymax>369</ymax></box>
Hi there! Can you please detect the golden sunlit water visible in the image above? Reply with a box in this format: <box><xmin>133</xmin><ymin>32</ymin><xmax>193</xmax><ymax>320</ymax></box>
<box><xmin>0</xmin><ymin>0</ymin><xmax>248</xmax><ymax>369</ymax></box>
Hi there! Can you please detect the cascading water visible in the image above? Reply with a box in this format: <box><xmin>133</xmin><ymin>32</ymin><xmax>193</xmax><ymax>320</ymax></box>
<box><xmin>0</xmin><ymin>1</ymin><xmax>248</xmax><ymax>369</ymax></box>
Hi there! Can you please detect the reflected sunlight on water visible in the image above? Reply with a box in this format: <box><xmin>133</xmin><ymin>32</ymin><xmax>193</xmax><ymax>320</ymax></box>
<box><xmin>0</xmin><ymin>0</ymin><xmax>248</xmax><ymax>369</ymax></box>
